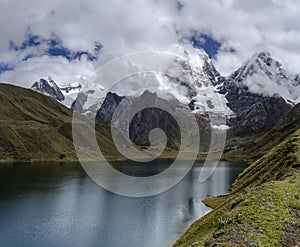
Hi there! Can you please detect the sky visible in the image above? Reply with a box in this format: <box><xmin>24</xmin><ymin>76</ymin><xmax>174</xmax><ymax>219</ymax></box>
<box><xmin>1</xmin><ymin>0</ymin><xmax>300</xmax><ymax>87</ymax></box>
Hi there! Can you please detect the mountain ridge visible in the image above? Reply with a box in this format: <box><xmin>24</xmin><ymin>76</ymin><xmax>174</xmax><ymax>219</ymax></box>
<box><xmin>173</xmin><ymin>105</ymin><xmax>300</xmax><ymax>247</ymax></box>
<box><xmin>30</xmin><ymin>48</ymin><xmax>300</xmax><ymax>107</ymax></box>
<box><xmin>0</xmin><ymin>83</ymin><xmax>123</xmax><ymax>163</ymax></box>
<box><xmin>29</xmin><ymin>47</ymin><xmax>297</xmax><ymax>135</ymax></box>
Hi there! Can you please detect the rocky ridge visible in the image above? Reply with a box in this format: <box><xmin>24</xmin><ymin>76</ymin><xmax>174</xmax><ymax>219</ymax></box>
<box><xmin>32</xmin><ymin>47</ymin><xmax>299</xmax><ymax>135</ymax></box>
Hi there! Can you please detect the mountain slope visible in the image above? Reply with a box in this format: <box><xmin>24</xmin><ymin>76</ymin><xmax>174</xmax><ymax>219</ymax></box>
<box><xmin>72</xmin><ymin>45</ymin><xmax>232</xmax><ymax>119</ymax></box>
<box><xmin>96</xmin><ymin>90</ymin><xmax>182</xmax><ymax>150</ymax></box>
<box><xmin>31</xmin><ymin>77</ymin><xmax>82</xmax><ymax>108</ymax></box>
<box><xmin>225</xmin><ymin>104</ymin><xmax>300</xmax><ymax>162</ymax></box>
<box><xmin>227</xmin><ymin>51</ymin><xmax>300</xmax><ymax>103</ymax></box>
<box><xmin>29</xmin><ymin>48</ymin><xmax>297</xmax><ymax>137</ymax></box>
<box><xmin>0</xmin><ymin>83</ymin><xmax>121</xmax><ymax>163</ymax></box>
<box><xmin>31</xmin><ymin>77</ymin><xmax>65</xmax><ymax>102</ymax></box>
<box><xmin>174</xmin><ymin>110</ymin><xmax>300</xmax><ymax>247</ymax></box>
<box><xmin>220</xmin><ymin>52</ymin><xmax>294</xmax><ymax>133</ymax></box>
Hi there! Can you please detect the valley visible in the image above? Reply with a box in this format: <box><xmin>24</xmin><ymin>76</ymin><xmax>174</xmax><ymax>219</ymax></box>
<box><xmin>0</xmin><ymin>46</ymin><xmax>299</xmax><ymax>247</ymax></box>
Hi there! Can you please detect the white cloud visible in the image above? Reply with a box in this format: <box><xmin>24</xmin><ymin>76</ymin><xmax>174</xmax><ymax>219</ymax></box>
<box><xmin>0</xmin><ymin>55</ymin><xmax>95</xmax><ymax>87</ymax></box>
<box><xmin>1</xmin><ymin>0</ymin><xmax>300</xmax><ymax>85</ymax></box>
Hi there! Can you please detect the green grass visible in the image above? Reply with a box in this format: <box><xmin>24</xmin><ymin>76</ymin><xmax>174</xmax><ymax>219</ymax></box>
<box><xmin>224</xmin><ymin>105</ymin><xmax>300</xmax><ymax>163</ymax></box>
<box><xmin>1</xmin><ymin>84</ymin><xmax>300</xmax><ymax>246</ymax></box>
<box><xmin>0</xmin><ymin>84</ymin><xmax>123</xmax><ymax>163</ymax></box>
<box><xmin>202</xmin><ymin>195</ymin><xmax>228</xmax><ymax>209</ymax></box>
<box><xmin>204</xmin><ymin>172</ymin><xmax>300</xmax><ymax>247</ymax></box>
<box><xmin>173</xmin><ymin>127</ymin><xmax>300</xmax><ymax>247</ymax></box>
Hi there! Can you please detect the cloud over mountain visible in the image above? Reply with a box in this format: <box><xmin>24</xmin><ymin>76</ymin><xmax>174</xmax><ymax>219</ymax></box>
<box><xmin>1</xmin><ymin>0</ymin><xmax>300</xmax><ymax>85</ymax></box>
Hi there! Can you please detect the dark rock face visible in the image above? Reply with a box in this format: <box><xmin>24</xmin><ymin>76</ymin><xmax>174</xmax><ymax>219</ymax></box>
<box><xmin>70</xmin><ymin>92</ymin><xmax>88</xmax><ymax>113</ymax></box>
<box><xmin>128</xmin><ymin>91</ymin><xmax>180</xmax><ymax>148</ymax></box>
<box><xmin>293</xmin><ymin>75</ymin><xmax>300</xmax><ymax>86</ymax></box>
<box><xmin>60</xmin><ymin>84</ymin><xmax>82</xmax><ymax>94</ymax></box>
<box><xmin>221</xmin><ymin>80</ymin><xmax>292</xmax><ymax>133</ymax></box>
<box><xmin>188</xmin><ymin>99</ymin><xmax>197</xmax><ymax>111</ymax></box>
<box><xmin>234</xmin><ymin>96</ymin><xmax>291</xmax><ymax>133</ymax></box>
<box><xmin>129</xmin><ymin>107</ymin><xmax>180</xmax><ymax>148</ymax></box>
<box><xmin>218</xmin><ymin>52</ymin><xmax>293</xmax><ymax>133</ymax></box>
<box><xmin>287</xmin><ymin>103</ymin><xmax>300</xmax><ymax>121</ymax></box>
<box><xmin>96</xmin><ymin>91</ymin><xmax>181</xmax><ymax>149</ymax></box>
<box><xmin>95</xmin><ymin>92</ymin><xmax>125</xmax><ymax>125</ymax></box>
<box><xmin>220</xmin><ymin>80</ymin><xmax>265</xmax><ymax>115</ymax></box>
<box><xmin>202</xmin><ymin>58</ymin><xmax>222</xmax><ymax>86</ymax></box>
<box><xmin>31</xmin><ymin>78</ymin><xmax>65</xmax><ymax>102</ymax></box>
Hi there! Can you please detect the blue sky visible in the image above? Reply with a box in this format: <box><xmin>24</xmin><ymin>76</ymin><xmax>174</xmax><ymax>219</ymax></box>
<box><xmin>1</xmin><ymin>33</ymin><xmax>101</xmax><ymax>74</ymax></box>
<box><xmin>0</xmin><ymin>32</ymin><xmax>221</xmax><ymax>74</ymax></box>
<box><xmin>10</xmin><ymin>34</ymin><xmax>102</xmax><ymax>61</ymax></box>
<box><xmin>190</xmin><ymin>34</ymin><xmax>221</xmax><ymax>59</ymax></box>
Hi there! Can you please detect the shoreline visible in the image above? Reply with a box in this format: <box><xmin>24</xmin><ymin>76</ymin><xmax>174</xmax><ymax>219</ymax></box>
<box><xmin>173</xmin><ymin>129</ymin><xmax>300</xmax><ymax>246</ymax></box>
<box><xmin>0</xmin><ymin>153</ymin><xmax>247</xmax><ymax>165</ymax></box>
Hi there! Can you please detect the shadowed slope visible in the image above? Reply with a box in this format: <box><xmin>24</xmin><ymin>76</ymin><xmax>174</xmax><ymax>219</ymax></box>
<box><xmin>0</xmin><ymin>83</ymin><xmax>121</xmax><ymax>162</ymax></box>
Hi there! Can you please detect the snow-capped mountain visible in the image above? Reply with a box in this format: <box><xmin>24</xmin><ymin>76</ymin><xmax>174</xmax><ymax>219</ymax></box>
<box><xmin>152</xmin><ymin>44</ymin><xmax>231</xmax><ymax>115</ymax></box>
<box><xmin>31</xmin><ymin>46</ymin><xmax>298</xmax><ymax>133</ymax></box>
<box><xmin>60</xmin><ymin>82</ymin><xmax>82</xmax><ymax>94</ymax></box>
<box><xmin>226</xmin><ymin>51</ymin><xmax>300</xmax><ymax>103</ymax></box>
<box><xmin>220</xmin><ymin>52</ymin><xmax>294</xmax><ymax>133</ymax></box>
<box><xmin>71</xmin><ymin>44</ymin><xmax>232</xmax><ymax>122</ymax></box>
<box><xmin>31</xmin><ymin>78</ymin><xmax>82</xmax><ymax>107</ymax></box>
<box><xmin>31</xmin><ymin>78</ymin><xmax>65</xmax><ymax>102</ymax></box>
<box><xmin>60</xmin><ymin>82</ymin><xmax>82</xmax><ymax>108</ymax></box>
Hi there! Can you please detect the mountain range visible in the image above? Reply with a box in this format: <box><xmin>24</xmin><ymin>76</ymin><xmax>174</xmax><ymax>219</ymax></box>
<box><xmin>0</xmin><ymin>83</ymin><xmax>125</xmax><ymax>163</ymax></box>
<box><xmin>0</xmin><ymin>44</ymin><xmax>298</xmax><ymax>162</ymax></box>
<box><xmin>0</xmin><ymin>75</ymin><xmax>299</xmax><ymax>246</ymax></box>
<box><xmin>31</xmin><ymin>48</ymin><xmax>300</xmax><ymax>106</ymax></box>
<box><xmin>174</xmin><ymin>109</ymin><xmax>300</xmax><ymax>246</ymax></box>
<box><xmin>32</xmin><ymin>77</ymin><xmax>82</xmax><ymax>108</ymax></box>
<box><xmin>30</xmin><ymin>47</ymin><xmax>299</xmax><ymax>143</ymax></box>
<box><xmin>1</xmin><ymin>45</ymin><xmax>299</xmax><ymax>247</ymax></box>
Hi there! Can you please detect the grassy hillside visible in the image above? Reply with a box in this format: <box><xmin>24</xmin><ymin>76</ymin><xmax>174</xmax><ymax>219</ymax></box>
<box><xmin>0</xmin><ymin>83</ymin><xmax>122</xmax><ymax>163</ymax></box>
<box><xmin>223</xmin><ymin>104</ymin><xmax>300</xmax><ymax>163</ymax></box>
<box><xmin>174</xmin><ymin>119</ymin><xmax>300</xmax><ymax>246</ymax></box>
<box><xmin>1</xmin><ymin>83</ymin><xmax>300</xmax><ymax>245</ymax></box>
<box><xmin>0</xmin><ymin>83</ymin><xmax>219</xmax><ymax>163</ymax></box>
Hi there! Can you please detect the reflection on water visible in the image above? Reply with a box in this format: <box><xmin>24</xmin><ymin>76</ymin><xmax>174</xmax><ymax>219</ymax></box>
<box><xmin>0</xmin><ymin>161</ymin><xmax>247</xmax><ymax>247</ymax></box>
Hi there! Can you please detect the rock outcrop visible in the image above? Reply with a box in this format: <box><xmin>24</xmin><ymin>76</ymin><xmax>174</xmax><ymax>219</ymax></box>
<box><xmin>96</xmin><ymin>91</ymin><xmax>183</xmax><ymax>149</ymax></box>
<box><xmin>31</xmin><ymin>77</ymin><xmax>65</xmax><ymax>102</ymax></box>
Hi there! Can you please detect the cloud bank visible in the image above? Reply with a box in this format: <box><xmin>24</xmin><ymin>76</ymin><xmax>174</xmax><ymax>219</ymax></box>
<box><xmin>1</xmin><ymin>0</ymin><xmax>300</xmax><ymax>86</ymax></box>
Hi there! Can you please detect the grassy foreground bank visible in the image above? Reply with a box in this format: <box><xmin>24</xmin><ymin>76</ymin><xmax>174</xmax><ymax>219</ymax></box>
<box><xmin>173</xmin><ymin>128</ymin><xmax>300</xmax><ymax>247</ymax></box>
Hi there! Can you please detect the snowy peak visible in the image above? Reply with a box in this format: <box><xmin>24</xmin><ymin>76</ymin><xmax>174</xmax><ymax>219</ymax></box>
<box><xmin>168</xmin><ymin>44</ymin><xmax>221</xmax><ymax>86</ymax></box>
<box><xmin>146</xmin><ymin>44</ymin><xmax>232</xmax><ymax>115</ymax></box>
<box><xmin>30</xmin><ymin>48</ymin><xmax>299</xmax><ymax>125</ymax></box>
<box><xmin>60</xmin><ymin>82</ymin><xmax>83</xmax><ymax>108</ymax></box>
<box><xmin>31</xmin><ymin>77</ymin><xmax>65</xmax><ymax>102</ymax></box>
<box><xmin>68</xmin><ymin>44</ymin><xmax>227</xmax><ymax>118</ymax></box>
<box><xmin>31</xmin><ymin>78</ymin><xmax>83</xmax><ymax>107</ymax></box>
<box><xmin>60</xmin><ymin>82</ymin><xmax>82</xmax><ymax>94</ymax></box>
<box><xmin>229</xmin><ymin>51</ymin><xmax>288</xmax><ymax>83</ymax></box>
<box><xmin>227</xmin><ymin>51</ymin><xmax>300</xmax><ymax>103</ymax></box>
<box><xmin>71</xmin><ymin>44</ymin><xmax>231</xmax><ymax>119</ymax></box>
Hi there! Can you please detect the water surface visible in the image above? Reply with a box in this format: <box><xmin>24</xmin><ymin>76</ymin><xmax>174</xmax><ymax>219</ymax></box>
<box><xmin>0</xmin><ymin>161</ymin><xmax>247</xmax><ymax>247</ymax></box>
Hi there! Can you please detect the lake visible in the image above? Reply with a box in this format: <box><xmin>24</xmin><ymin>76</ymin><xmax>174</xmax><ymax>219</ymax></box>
<box><xmin>0</xmin><ymin>161</ymin><xmax>247</xmax><ymax>247</ymax></box>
